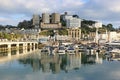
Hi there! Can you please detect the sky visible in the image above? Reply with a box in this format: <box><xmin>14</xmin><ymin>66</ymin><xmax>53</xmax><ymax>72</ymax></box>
<box><xmin>0</xmin><ymin>0</ymin><xmax>120</xmax><ymax>28</ymax></box>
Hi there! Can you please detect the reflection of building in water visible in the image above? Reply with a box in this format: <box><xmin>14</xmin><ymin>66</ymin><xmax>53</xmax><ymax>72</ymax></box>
<box><xmin>42</xmin><ymin>63</ymin><xmax>50</xmax><ymax>72</ymax></box>
<box><xmin>95</xmin><ymin>52</ymin><xmax>103</xmax><ymax>64</ymax></box>
<box><xmin>32</xmin><ymin>59</ymin><xmax>41</xmax><ymax>72</ymax></box>
<box><xmin>87</xmin><ymin>55</ymin><xmax>95</xmax><ymax>63</ymax></box>
<box><xmin>51</xmin><ymin>62</ymin><xmax>61</xmax><ymax>74</ymax></box>
<box><xmin>18</xmin><ymin>58</ymin><xmax>41</xmax><ymax>72</ymax></box>
<box><xmin>41</xmin><ymin>55</ymin><xmax>50</xmax><ymax>72</ymax></box>
<box><xmin>84</xmin><ymin>52</ymin><xmax>102</xmax><ymax>64</ymax></box>
<box><xmin>65</xmin><ymin>53</ymin><xmax>81</xmax><ymax>71</ymax></box>
<box><xmin>41</xmin><ymin>55</ymin><xmax>61</xmax><ymax>73</ymax></box>
<box><xmin>106</xmin><ymin>52</ymin><xmax>120</xmax><ymax>61</ymax></box>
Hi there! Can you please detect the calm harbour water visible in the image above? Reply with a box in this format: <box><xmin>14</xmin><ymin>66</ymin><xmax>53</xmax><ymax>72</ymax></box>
<box><xmin>0</xmin><ymin>51</ymin><xmax>120</xmax><ymax>80</ymax></box>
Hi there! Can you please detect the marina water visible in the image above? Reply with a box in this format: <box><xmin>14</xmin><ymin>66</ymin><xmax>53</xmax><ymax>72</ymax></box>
<box><xmin>0</xmin><ymin>50</ymin><xmax>120</xmax><ymax>80</ymax></box>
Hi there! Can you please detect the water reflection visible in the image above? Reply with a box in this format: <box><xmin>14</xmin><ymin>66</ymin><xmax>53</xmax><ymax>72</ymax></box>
<box><xmin>81</xmin><ymin>52</ymin><xmax>103</xmax><ymax>65</ymax></box>
<box><xmin>17</xmin><ymin>52</ymin><xmax>103</xmax><ymax>73</ymax></box>
<box><xmin>1</xmin><ymin>50</ymin><xmax>120</xmax><ymax>80</ymax></box>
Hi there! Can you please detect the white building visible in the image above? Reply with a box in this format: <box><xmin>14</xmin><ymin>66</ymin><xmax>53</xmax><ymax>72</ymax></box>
<box><xmin>108</xmin><ymin>32</ymin><xmax>117</xmax><ymax>42</ymax></box>
<box><xmin>99</xmin><ymin>31</ymin><xmax>120</xmax><ymax>43</ymax></box>
<box><xmin>56</xmin><ymin>35</ymin><xmax>71</xmax><ymax>41</ymax></box>
<box><xmin>66</xmin><ymin>18</ymin><xmax>81</xmax><ymax>28</ymax></box>
<box><xmin>61</xmin><ymin>12</ymin><xmax>81</xmax><ymax>28</ymax></box>
<box><xmin>99</xmin><ymin>34</ymin><xmax>107</xmax><ymax>40</ymax></box>
<box><xmin>63</xmin><ymin>15</ymin><xmax>73</xmax><ymax>21</ymax></box>
<box><xmin>116</xmin><ymin>33</ymin><xmax>120</xmax><ymax>41</ymax></box>
<box><xmin>21</xmin><ymin>29</ymin><xmax>40</xmax><ymax>41</ymax></box>
<box><xmin>92</xmin><ymin>22</ymin><xmax>102</xmax><ymax>28</ymax></box>
<box><xmin>99</xmin><ymin>33</ymin><xmax>108</xmax><ymax>43</ymax></box>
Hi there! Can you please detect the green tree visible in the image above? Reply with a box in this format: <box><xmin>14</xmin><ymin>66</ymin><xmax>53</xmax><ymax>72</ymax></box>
<box><xmin>0</xmin><ymin>32</ymin><xmax>3</xmax><ymax>38</ymax></box>
<box><xmin>103</xmin><ymin>24</ymin><xmax>115</xmax><ymax>31</ymax></box>
<box><xmin>39</xmin><ymin>30</ymin><xmax>54</xmax><ymax>36</ymax></box>
<box><xmin>106</xmin><ymin>23</ymin><xmax>115</xmax><ymax>31</ymax></box>
<box><xmin>39</xmin><ymin>30</ymin><xmax>48</xmax><ymax>36</ymax></box>
<box><xmin>4</xmin><ymin>33</ymin><xmax>11</xmax><ymax>40</ymax></box>
<box><xmin>47</xmin><ymin>30</ymin><xmax>54</xmax><ymax>36</ymax></box>
<box><xmin>17</xmin><ymin>19</ymin><xmax>33</xmax><ymax>29</ymax></box>
<box><xmin>58</xmin><ymin>29</ymin><xmax>68</xmax><ymax>35</ymax></box>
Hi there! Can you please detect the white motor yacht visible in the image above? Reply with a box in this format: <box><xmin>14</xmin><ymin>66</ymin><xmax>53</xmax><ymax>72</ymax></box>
<box><xmin>57</xmin><ymin>46</ymin><xmax>66</xmax><ymax>54</ymax></box>
<box><xmin>67</xmin><ymin>46</ymin><xmax>75</xmax><ymax>54</ymax></box>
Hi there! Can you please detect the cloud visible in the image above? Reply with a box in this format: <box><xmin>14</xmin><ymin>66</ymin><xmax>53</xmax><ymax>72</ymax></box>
<box><xmin>76</xmin><ymin>0</ymin><xmax>120</xmax><ymax>27</ymax></box>
<box><xmin>0</xmin><ymin>0</ymin><xmax>85</xmax><ymax>14</ymax></box>
<box><xmin>99</xmin><ymin>0</ymin><xmax>120</xmax><ymax>13</ymax></box>
<box><xmin>0</xmin><ymin>0</ymin><xmax>119</xmax><ymax>27</ymax></box>
<box><xmin>0</xmin><ymin>0</ymin><xmax>85</xmax><ymax>26</ymax></box>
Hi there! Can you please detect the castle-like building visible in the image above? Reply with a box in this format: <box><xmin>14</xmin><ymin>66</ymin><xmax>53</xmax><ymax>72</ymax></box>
<box><xmin>33</xmin><ymin>13</ymin><xmax>61</xmax><ymax>29</ymax></box>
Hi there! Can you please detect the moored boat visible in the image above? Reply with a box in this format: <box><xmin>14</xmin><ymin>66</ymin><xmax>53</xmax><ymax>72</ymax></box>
<box><xmin>67</xmin><ymin>46</ymin><xmax>75</xmax><ymax>54</ymax></box>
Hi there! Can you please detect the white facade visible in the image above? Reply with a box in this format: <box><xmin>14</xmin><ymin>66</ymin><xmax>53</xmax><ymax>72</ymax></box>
<box><xmin>56</xmin><ymin>35</ymin><xmax>70</xmax><ymax>41</ymax></box>
<box><xmin>39</xmin><ymin>36</ymin><xmax>49</xmax><ymax>43</ymax></box>
<box><xmin>108</xmin><ymin>32</ymin><xmax>117</xmax><ymax>42</ymax></box>
<box><xmin>61</xmin><ymin>13</ymin><xmax>81</xmax><ymax>28</ymax></box>
<box><xmin>99</xmin><ymin>34</ymin><xmax>108</xmax><ymax>40</ymax></box>
<box><xmin>63</xmin><ymin>15</ymin><xmax>73</xmax><ymax>21</ymax></box>
<box><xmin>21</xmin><ymin>29</ymin><xmax>40</xmax><ymax>41</ymax></box>
<box><xmin>116</xmin><ymin>33</ymin><xmax>120</xmax><ymax>41</ymax></box>
<box><xmin>109</xmin><ymin>32</ymin><xmax>120</xmax><ymax>41</ymax></box>
<box><xmin>92</xmin><ymin>22</ymin><xmax>102</xmax><ymax>28</ymax></box>
<box><xmin>66</xmin><ymin>18</ymin><xmax>81</xmax><ymax>28</ymax></box>
<box><xmin>99</xmin><ymin>31</ymin><xmax>120</xmax><ymax>42</ymax></box>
